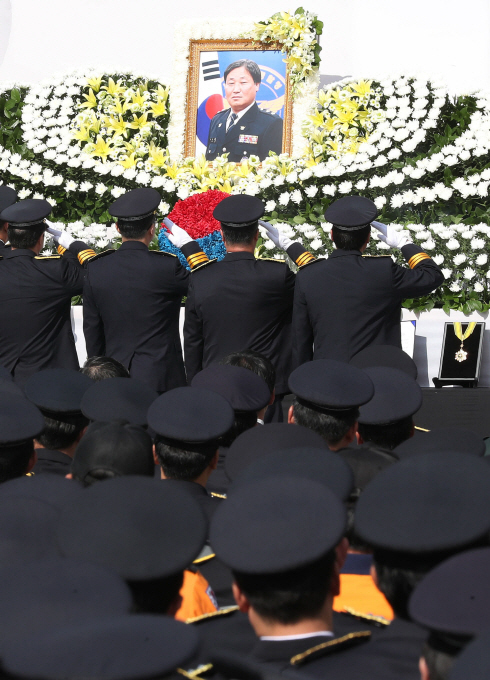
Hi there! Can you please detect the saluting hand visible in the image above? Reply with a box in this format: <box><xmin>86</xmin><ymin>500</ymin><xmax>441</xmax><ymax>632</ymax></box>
<box><xmin>372</xmin><ymin>221</ymin><xmax>412</xmax><ymax>249</ymax></box>
<box><xmin>163</xmin><ymin>217</ymin><xmax>194</xmax><ymax>248</ymax></box>
<box><xmin>259</xmin><ymin>220</ymin><xmax>296</xmax><ymax>251</ymax></box>
<box><xmin>45</xmin><ymin>220</ymin><xmax>75</xmax><ymax>248</ymax></box>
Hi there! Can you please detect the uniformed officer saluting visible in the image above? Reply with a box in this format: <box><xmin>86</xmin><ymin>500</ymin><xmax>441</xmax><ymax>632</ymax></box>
<box><xmin>83</xmin><ymin>188</ymin><xmax>209</xmax><ymax>393</ymax></box>
<box><xmin>184</xmin><ymin>195</ymin><xmax>297</xmax><ymax>414</ymax></box>
<box><xmin>0</xmin><ymin>199</ymin><xmax>96</xmax><ymax>384</ymax></box>
<box><xmin>205</xmin><ymin>59</ymin><xmax>283</xmax><ymax>163</ymax></box>
<box><xmin>292</xmin><ymin>195</ymin><xmax>444</xmax><ymax>366</ymax></box>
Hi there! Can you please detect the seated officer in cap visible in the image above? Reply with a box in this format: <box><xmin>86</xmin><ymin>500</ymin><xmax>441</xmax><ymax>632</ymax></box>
<box><xmin>83</xmin><ymin>188</ymin><xmax>208</xmax><ymax>393</ymax></box>
<box><xmin>0</xmin><ymin>185</ymin><xmax>17</xmax><ymax>252</ymax></box>
<box><xmin>287</xmin><ymin>359</ymin><xmax>374</xmax><ymax>450</ymax></box>
<box><xmin>148</xmin><ymin>386</ymin><xmax>234</xmax><ymax>524</ymax></box>
<box><xmin>24</xmin><ymin>368</ymin><xmax>92</xmax><ymax>476</ymax></box>
<box><xmin>205</xmin><ymin>59</ymin><xmax>283</xmax><ymax>163</ymax></box>
<box><xmin>207</xmin><ymin>476</ymin><xmax>371</xmax><ymax>673</ymax></box>
<box><xmin>307</xmin><ymin>452</ymin><xmax>490</xmax><ymax>680</ymax></box>
<box><xmin>184</xmin><ymin>195</ymin><xmax>313</xmax><ymax>412</ymax></box>
<box><xmin>292</xmin><ymin>195</ymin><xmax>444</xmax><ymax>366</ymax></box>
<box><xmin>56</xmin><ymin>476</ymin><xmax>217</xmax><ymax>621</ymax></box>
<box><xmin>0</xmin><ymin>391</ymin><xmax>45</xmax><ymax>482</ymax></box>
<box><xmin>220</xmin><ymin>350</ymin><xmax>276</xmax><ymax>424</ymax></box>
<box><xmin>409</xmin><ymin>548</ymin><xmax>490</xmax><ymax>680</ymax></box>
<box><xmin>0</xmin><ymin>199</ymin><xmax>96</xmax><ymax>384</ymax></box>
<box><xmin>81</xmin><ymin>355</ymin><xmax>130</xmax><ymax>381</ymax></box>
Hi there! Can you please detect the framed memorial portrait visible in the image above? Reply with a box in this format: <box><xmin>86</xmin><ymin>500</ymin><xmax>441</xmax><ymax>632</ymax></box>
<box><xmin>184</xmin><ymin>39</ymin><xmax>293</xmax><ymax>161</ymax></box>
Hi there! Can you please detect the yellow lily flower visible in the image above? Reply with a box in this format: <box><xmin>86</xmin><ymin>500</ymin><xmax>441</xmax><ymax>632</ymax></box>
<box><xmin>148</xmin><ymin>144</ymin><xmax>169</xmax><ymax>168</ymax></box>
<box><xmin>80</xmin><ymin>89</ymin><xmax>97</xmax><ymax>110</ymax></box>
<box><xmin>150</xmin><ymin>100</ymin><xmax>167</xmax><ymax>117</ymax></box>
<box><xmin>88</xmin><ymin>116</ymin><xmax>101</xmax><ymax>134</ymax></box>
<box><xmin>105</xmin><ymin>115</ymin><xmax>129</xmax><ymax>138</ymax></box>
<box><xmin>87</xmin><ymin>77</ymin><xmax>102</xmax><ymax>93</ymax></box>
<box><xmin>130</xmin><ymin>90</ymin><xmax>146</xmax><ymax>108</ymax></box>
<box><xmin>73</xmin><ymin>126</ymin><xmax>91</xmax><ymax>143</ymax></box>
<box><xmin>102</xmin><ymin>77</ymin><xmax>126</xmax><ymax>97</ymax></box>
<box><xmin>221</xmin><ymin>180</ymin><xmax>233</xmax><ymax>193</ymax></box>
<box><xmin>350</xmin><ymin>80</ymin><xmax>373</xmax><ymax>97</ymax></box>
<box><xmin>129</xmin><ymin>113</ymin><xmax>148</xmax><ymax>130</ymax></box>
<box><xmin>156</xmin><ymin>85</ymin><xmax>169</xmax><ymax>101</ymax></box>
<box><xmin>308</xmin><ymin>110</ymin><xmax>325</xmax><ymax>127</ymax></box>
<box><xmin>112</xmin><ymin>99</ymin><xmax>130</xmax><ymax>115</ymax></box>
<box><xmin>87</xmin><ymin>135</ymin><xmax>113</xmax><ymax>161</ymax></box>
<box><xmin>119</xmin><ymin>153</ymin><xmax>137</xmax><ymax>169</ymax></box>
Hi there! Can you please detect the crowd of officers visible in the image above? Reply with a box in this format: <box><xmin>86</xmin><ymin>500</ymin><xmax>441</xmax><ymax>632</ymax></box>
<box><xmin>0</xmin><ymin>184</ymin><xmax>487</xmax><ymax>680</ymax></box>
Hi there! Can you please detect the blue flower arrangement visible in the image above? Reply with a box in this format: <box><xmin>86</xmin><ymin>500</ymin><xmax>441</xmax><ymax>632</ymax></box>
<box><xmin>158</xmin><ymin>229</ymin><xmax>227</xmax><ymax>271</ymax></box>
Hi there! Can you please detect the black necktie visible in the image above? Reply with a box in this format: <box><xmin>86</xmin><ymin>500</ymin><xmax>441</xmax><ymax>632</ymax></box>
<box><xmin>227</xmin><ymin>112</ymin><xmax>238</xmax><ymax>131</ymax></box>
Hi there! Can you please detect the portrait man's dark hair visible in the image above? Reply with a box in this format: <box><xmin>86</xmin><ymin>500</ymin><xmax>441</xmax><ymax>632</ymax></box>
<box><xmin>224</xmin><ymin>59</ymin><xmax>262</xmax><ymax>85</ymax></box>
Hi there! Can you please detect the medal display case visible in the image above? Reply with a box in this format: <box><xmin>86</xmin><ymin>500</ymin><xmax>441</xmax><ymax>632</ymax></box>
<box><xmin>433</xmin><ymin>322</ymin><xmax>485</xmax><ymax>387</ymax></box>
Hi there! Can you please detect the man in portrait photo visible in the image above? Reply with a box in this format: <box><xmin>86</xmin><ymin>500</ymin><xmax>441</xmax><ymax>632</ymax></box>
<box><xmin>205</xmin><ymin>59</ymin><xmax>283</xmax><ymax>163</ymax></box>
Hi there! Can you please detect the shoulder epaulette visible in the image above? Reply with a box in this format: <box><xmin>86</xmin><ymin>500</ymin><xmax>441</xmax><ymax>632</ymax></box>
<box><xmin>191</xmin><ymin>259</ymin><xmax>217</xmax><ymax>272</ymax></box>
<box><xmin>414</xmin><ymin>426</ymin><xmax>430</xmax><ymax>433</ymax></box>
<box><xmin>342</xmin><ymin>607</ymin><xmax>390</xmax><ymax>627</ymax></box>
<box><xmin>150</xmin><ymin>250</ymin><xmax>177</xmax><ymax>257</ymax></box>
<box><xmin>186</xmin><ymin>606</ymin><xmax>239</xmax><ymax>625</ymax></box>
<box><xmin>362</xmin><ymin>254</ymin><xmax>392</xmax><ymax>258</ymax></box>
<box><xmin>257</xmin><ymin>257</ymin><xmax>287</xmax><ymax>264</ymax></box>
<box><xmin>35</xmin><ymin>255</ymin><xmax>61</xmax><ymax>260</ymax></box>
<box><xmin>177</xmin><ymin>664</ymin><xmax>214</xmax><ymax>680</ymax></box>
<box><xmin>210</xmin><ymin>491</ymin><xmax>227</xmax><ymax>499</ymax></box>
<box><xmin>297</xmin><ymin>258</ymin><xmax>321</xmax><ymax>270</ymax></box>
<box><xmin>86</xmin><ymin>249</ymin><xmax>116</xmax><ymax>263</ymax></box>
<box><xmin>290</xmin><ymin>631</ymin><xmax>372</xmax><ymax>666</ymax></box>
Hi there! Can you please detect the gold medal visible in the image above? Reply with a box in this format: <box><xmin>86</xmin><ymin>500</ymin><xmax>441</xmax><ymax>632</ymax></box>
<box><xmin>453</xmin><ymin>322</ymin><xmax>476</xmax><ymax>362</ymax></box>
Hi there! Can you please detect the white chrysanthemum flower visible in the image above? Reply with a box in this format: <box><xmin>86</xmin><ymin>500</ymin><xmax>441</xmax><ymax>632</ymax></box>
<box><xmin>65</xmin><ymin>180</ymin><xmax>77</xmax><ymax>192</ymax></box>
<box><xmin>470</xmin><ymin>238</ymin><xmax>485</xmax><ymax>250</ymax></box>
<box><xmin>449</xmin><ymin>282</ymin><xmax>461</xmax><ymax>292</ymax></box>
<box><xmin>322</xmin><ymin>184</ymin><xmax>336</xmax><ymax>196</ymax></box>
<box><xmin>286</xmin><ymin>171</ymin><xmax>298</xmax><ymax>183</ymax></box>
<box><xmin>374</xmin><ymin>196</ymin><xmax>387</xmax><ymax>209</ymax></box>
<box><xmin>18</xmin><ymin>188</ymin><xmax>32</xmax><ymax>199</ymax></box>
<box><xmin>421</xmin><ymin>239</ymin><xmax>435</xmax><ymax>250</ymax></box>
<box><xmin>310</xmin><ymin>238</ymin><xmax>323</xmax><ymax>251</ymax></box>
<box><xmin>299</xmin><ymin>169</ymin><xmax>312</xmax><ymax>181</ymax></box>
<box><xmin>46</xmin><ymin>197</ymin><xmax>57</xmax><ymax>206</ymax></box>
<box><xmin>110</xmin><ymin>187</ymin><xmax>125</xmax><ymax>198</ymax></box>
<box><xmin>305</xmin><ymin>185</ymin><xmax>318</xmax><ymax>198</ymax></box>
<box><xmin>476</xmin><ymin>253</ymin><xmax>488</xmax><ymax>265</ymax></box>
<box><xmin>440</xmin><ymin>268</ymin><xmax>452</xmax><ymax>279</ymax></box>
<box><xmin>463</xmin><ymin>267</ymin><xmax>476</xmax><ymax>279</ymax></box>
<box><xmin>291</xmin><ymin>189</ymin><xmax>302</xmax><ymax>204</ymax></box>
<box><xmin>377</xmin><ymin>241</ymin><xmax>391</xmax><ymax>250</ymax></box>
<box><xmin>80</xmin><ymin>182</ymin><xmax>93</xmax><ymax>192</ymax></box>
<box><xmin>338</xmin><ymin>181</ymin><xmax>352</xmax><ymax>194</ymax></box>
<box><xmin>453</xmin><ymin>253</ymin><xmax>467</xmax><ymax>265</ymax></box>
<box><xmin>265</xmin><ymin>200</ymin><xmax>276</xmax><ymax>212</ymax></box>
<box><xmin>278</xmin><ymin>192</ymin><xmax>290</xmax><ymax>206</ymax></box>
<box><xmin>474</xmin><ymin>282</ymin><xmax>485</xmax><ymax>292</ymax></box>
<box><xmin>273</xmin><ymin>175</ymin><xmax>285</xmax><ymax>187</ymax></box>
<box><xmin>95</xmin><ymin>183</ymin><xmax>107</xmax><ymax>195</ymax></box>
<box><xmin>433</xmin><ymin>254</ymin><xmax>444</xmax><ymax>265</ymax></box>
<box><xmin>446</xmin><ymin>238</ymin><xmax>460</xmax><ymax>250</ymax></box>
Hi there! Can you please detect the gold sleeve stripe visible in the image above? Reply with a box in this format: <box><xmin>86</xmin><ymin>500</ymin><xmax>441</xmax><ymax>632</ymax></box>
<box><xmin>296</xmin><ymin>251</ymin><xmax>315</xmax><ymax>267</ymax></box>
<box><xmin>78</xmin><ymin>249</ymin><xmax>97</xmax><ymax>264</ymax></box>
<box><xmin>290</xmin><ymin>631</ymin><xmax>372</xmax><ymax>665</ymax></box>
<box><xmin>187</xmin><ymin>252</ymin><xmax>209</xmax><ymax>268</ymax></box>
<box><xmin>408</xmin><ymin>252</ymin><xmax>430</xmax><ymax>269</ymax></box>
<box><xmin>57</xmin><ymin>245</ymin><xmax>67</xmax><ymax>256</ymax></box>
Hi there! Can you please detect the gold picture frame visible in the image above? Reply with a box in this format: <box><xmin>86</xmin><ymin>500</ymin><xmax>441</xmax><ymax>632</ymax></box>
<box><xmin>184</xmin><ymin>39</ymin><xmax>293</xmax><ymax>160</ymax></box>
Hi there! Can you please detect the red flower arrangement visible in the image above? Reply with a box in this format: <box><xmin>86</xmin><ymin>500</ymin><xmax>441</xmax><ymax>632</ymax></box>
<box><xmin>163</xmin><ymin>190</ymin><xmax>230</xmax><ymax>239</ymax></box>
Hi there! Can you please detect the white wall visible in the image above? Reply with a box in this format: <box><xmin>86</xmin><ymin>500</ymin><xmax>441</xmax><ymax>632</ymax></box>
<box><xmin>0</xmin><ymin>0</ymin><xmax>489</xmax><ymax>93</ymax></box>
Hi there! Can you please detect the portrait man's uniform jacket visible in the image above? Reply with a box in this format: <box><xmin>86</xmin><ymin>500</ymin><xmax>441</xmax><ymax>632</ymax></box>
<box><xmin>0</xmin><ymin>241</ymin><xmax>92</xmax><ymax>384</ymax></box>
<box><xmin>205</xmin><ymin>103</ymin><xmax>283</xmax><ymax>162</ymax></box>
<box><xmin>292</xmin><ymin>244</ymin><xmax>444</xmax><ymax>366</ymax></box>
<box><xmin>83</xmin><ymin>241</ymin><xmax>190</xmax><ymax>393</ymax></box>
<box><xmin>184</xmin><ymin>252</ymin><xmax>295</xmax><ymax>394</ymax></box>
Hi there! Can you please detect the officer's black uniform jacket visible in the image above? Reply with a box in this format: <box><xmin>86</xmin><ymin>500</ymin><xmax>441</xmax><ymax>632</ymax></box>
<box><xmin>184</xmin><ymin>252</ymin><xmax>295</xmax><ymax>394</ymax></box>
<box><xmin>0</xmin><ymin>241</ymin><xmax>90</xmax><ymax>384</ymax></box>
<box><xmin>205</xmin><ymin>103</ymin><xmax>283</xmax><ymax>162</ymax></box>
<box><xmin>83</xmin><ymin>241</ymin><xmax>189</xmax><ymax>393</ymax></box>
<box><xmin>292</xmin><ymin>244</ymin><xmax>444</xmax><ymax>367</ymax></box>
<box><xmin>32</xmin><ymin>449</ymin><xmax>72</xmax><ymax>476</ymax></box>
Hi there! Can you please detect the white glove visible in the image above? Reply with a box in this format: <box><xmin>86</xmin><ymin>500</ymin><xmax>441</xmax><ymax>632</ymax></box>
<box><xmin>259</xmin><ymin>219</ymin><xmax>296</xmax><ymax>251</ymax></box>
<box><xmin>372</xmin><ymin>221</ymin><xmax>412</xmax><ymax>249</ymax></box>
<box><xmin>163</xmin><ymin>217</ymin><xmax>193</xmax><ymax>248</ymax></box>
<box><xmin>45</xmin><ymin>220</ymin><xmax>75</xmax><ymax>249</ymax></box>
